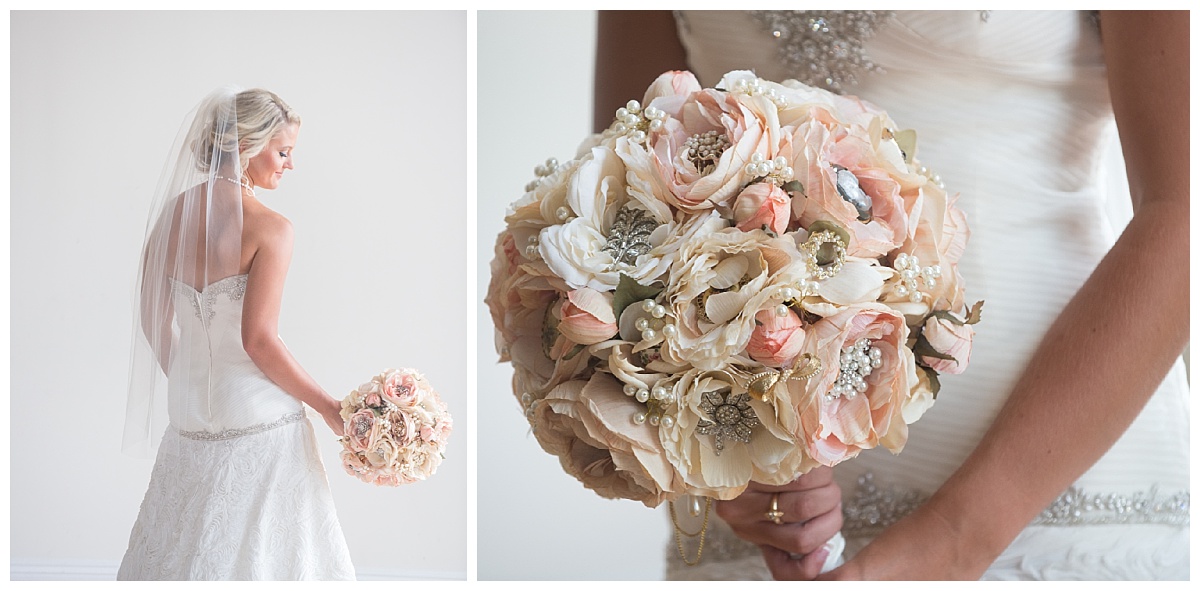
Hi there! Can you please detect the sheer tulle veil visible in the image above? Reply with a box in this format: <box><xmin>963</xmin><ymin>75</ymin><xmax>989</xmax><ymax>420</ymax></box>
<box><xmin>123</xmin><ymin>87</ymin><xmax>246</xmax><ymax>457</ymax></box>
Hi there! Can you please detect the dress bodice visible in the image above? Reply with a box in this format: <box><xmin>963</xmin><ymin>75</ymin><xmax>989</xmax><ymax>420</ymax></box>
<box><xmin>167</xmin><ymin>274</ymin><xmax>301</xmax><ymax>433</ymax></box>
<box><xmin>667</xmin><ymin>10</ymin><xmax>1189</xmax><ymax>579</ymax></box>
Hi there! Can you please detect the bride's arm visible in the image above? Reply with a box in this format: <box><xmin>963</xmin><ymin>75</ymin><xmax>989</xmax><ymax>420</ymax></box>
<box><xmin>594</xmin><ymin>11</ymin><xmax>688</xmax><ymax>133</ymax></box>
<box><xmin>241</xmin><ymin>213</ymin><xmax>345</xmax><ymax>436</ymax></box>
<box><xmin>824</xmin><ymin>11</ymin><xmax>1189</xmax><ymax>580</ymax></box>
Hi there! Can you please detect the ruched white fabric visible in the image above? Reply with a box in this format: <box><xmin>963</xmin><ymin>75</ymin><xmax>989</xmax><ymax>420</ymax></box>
<box><xmin>666</xmin><ymin>10</ymin><xmax>1189</xmax><ymax>580</ymax></box>
<box><xmin>118</xmin><ymin>274</ymin><xmax>355</xmax><ymax>580</ymax></box>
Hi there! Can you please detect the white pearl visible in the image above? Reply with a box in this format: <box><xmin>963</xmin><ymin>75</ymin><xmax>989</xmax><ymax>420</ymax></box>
<box><xmin>783</xmin><ymin>167</ymin><xmax>794</xmax><ymax>178</ymax></box>
<box><xmin>633</xmin><ymin>412</ymin><xmax>647</xmax><ymax>425</ymax></box>
<box><xmin>664</xmin><ymin>392</ymin><xmax>676</xmax><ymax>404</ymax></box>
<box><xmin>626</xmin><ymin>99</ymin><xmax>641</xmax><ymax>112</ymax></box>
<box><xmin>649</xmin><ymin>415</ymin><xmax>660</xmax><ymax>426</ymax></box>
<box><xmin>520</xmin><ymin>393</ymin><xmax>532</xmax><ymax>405</ymax></box>
<box><xmin>623</xmin><ymin>384</ymin><xmax>636</xmax><ymax>396</ymax></box>
<box><xmin>895</xmin><ymin>284</ymin><xmax>909</xmax><ymax>296</ymax></box>
<box><xmin>651</xmin><ymin>305</ymin><xmax>666</xmax><ymax>319</ymax></box>
<box><xmin>775</xmin><ymin>304</ymin><xmax>789</xmax><ymax>317</ymax></box>
<box><xmin>524</xmin><ymin>245</ymin><xmax>537</xmax><ymax>258</ymax></box>
<box><xmin>642</xmin><ymin>328</ymin><xmax>658</xmax><ymax>341</ymax></box>
<box><xmin>635</xmin><ymin>389</ymin><xmax>650</xmax><ymax>403</ymax></box>
<box><xmin>909</xmin><ymin>292</ymin><xmax>922</xmax><ymax>303</ymax></box>
<box><xmin>642</xmin><ymin>299</ymin><xmax>656</xmax><ymax>312</ymax></box>
<box><xmin>780</xmin><ymin>287</ymin><xmax>796</xmax><ymax>300</ymax></box>
<box><xmin>652</xmin><ymin>385</ymin><xmax>667</xmax><ymax>400</ymax></box>
<box><xmin>662</xmin><ymin>324</ymin><xmax>677</xmax><ymax>338</ymax></box>
<box><xmin>556</xmin><ymin>206</ymin><xmax>570</xmax><ymax>220</ymax></box>
<box><xmin>662</xmin><ymin>416</ymin><xmax>675</xmax><ymax>428</ymax></box>
<box><xmin>631</xmin><ymin>130</ymin><xmax>646</xmax><ymax>143</ymax></box>
<box><xmin>623</xmin><ymin>114</ymin><xmax>639</xmax><ymax>128</ymax></box>
<box><xmin>613</xmin><ymin>123</ymin><xmax>627</xmax><ymax>134</ymax></box>
<box><xmin>751</xmin><ymin>152</ymin><xmax>765</xmax><ymax>163</ymax></box>
<box><xmin>649</xmin><ymin>119</ymin><xmax>663</xmax><ymax>132</ymax></box>
<box><xmin>773</xmin><ymin>156</ymin><xmax>787</xmax><ymax>168</ymax></box>
<box><xmin>615</xmin><ymin>107</ymin><xmax>628</xmax><ymax>119</ymax></box>
<box><xmin>635</xmin><ymin>318</ymin><xmax>649</xmax><ymax>331</ymax></box>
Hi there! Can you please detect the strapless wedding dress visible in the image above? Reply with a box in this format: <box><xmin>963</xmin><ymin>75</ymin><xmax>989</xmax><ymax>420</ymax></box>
<box><xmin>665</xmin><ymin>10</ymin><xmax>1189</xmax><ymax>580</ymax></box>
<box><xmin>118</xmin><ymin>274</ymin><xmax>355</xmax><ymax>580</ymax></box>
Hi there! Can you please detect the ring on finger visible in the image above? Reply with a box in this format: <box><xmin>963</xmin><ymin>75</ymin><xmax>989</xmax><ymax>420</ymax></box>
<box><xmin>765</xmin><ymin>492</ymin><xmax>785</xmax><ymax>525</ymax></box>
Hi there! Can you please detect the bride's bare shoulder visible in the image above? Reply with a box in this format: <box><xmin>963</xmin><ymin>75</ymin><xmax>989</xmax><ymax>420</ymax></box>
<box><xmin>243</xmin><ymin>200</ymin><xmax>293</xmax><ymax>243</ymax></box>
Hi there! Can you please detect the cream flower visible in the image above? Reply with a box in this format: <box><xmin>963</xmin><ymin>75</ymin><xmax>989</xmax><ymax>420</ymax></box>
<box><xmin>529</xmin><ymin>375</ymin><xmax>683</xmax><ymax>507</ymax></box>
<box><xmin>659</xmin><ymin>369</ymin><xmax>807</xmax><ymax>498</ymax></box>
<box><xmin>662</xmin><ymin>226</ymin><xmax>803</xmax><ymax>371</ymax></box>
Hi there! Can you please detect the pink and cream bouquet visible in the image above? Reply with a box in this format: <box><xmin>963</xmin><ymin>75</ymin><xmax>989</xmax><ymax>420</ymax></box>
<box><xmin>339</xmin><ymin>368</ymin><xmax>453</xmax><ymax>486</ymax></box>
<box><xmin>486</xmin><ymin>70</ymin><xmax>980</xmax><ymax>507</ymax></box>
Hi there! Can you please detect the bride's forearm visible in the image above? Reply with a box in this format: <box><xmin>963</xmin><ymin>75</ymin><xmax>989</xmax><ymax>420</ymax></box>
<box><xmin>840</xmin><ymin>12</ymin><xmax>1190</xmax><ymax>579</ymax></box>
<box><xmin>245</xmin><ymin>335</ymin><xmax>340</xmax><ymax>416</ymax></box>
<box><xmin>930</xmin><ymin>199</ymin><xmax>1188</xmax><ymax>570</ymax></box>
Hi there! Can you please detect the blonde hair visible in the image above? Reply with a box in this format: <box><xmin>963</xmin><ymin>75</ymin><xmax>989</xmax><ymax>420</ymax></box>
<box><xmin>194</xmin><ymin>88</ymin><xmax>301</xmax><ymax>173</ymax></box>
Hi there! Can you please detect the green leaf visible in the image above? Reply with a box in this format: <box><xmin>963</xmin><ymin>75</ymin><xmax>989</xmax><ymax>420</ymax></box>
<box><xmin>612</xmin><ymin>273</ymin><xmax>663</xmax><ymax>320</ymax></box>
<box><xmin>782</xmin><ymin>179</ymin><xmax>805</xmax><ymax>196</ymax></box>
<box><xmin>925</xmin><ymin>367</ymin><xmax>942</xmax><ymax>399</ymax></box>
<box><xmin>913</xmin><ymin>334</ymin><xmax>957</xmax><ymax>363</ymax></box>
<box><xmin>562</xmin><ymin>343</ymin><xmax>586</xmax><ymax>361</ymax></box>
<box><xmin>964</xmin><ymin>300</ymin><xmax>984</xmax><ymax>325</ymax></box>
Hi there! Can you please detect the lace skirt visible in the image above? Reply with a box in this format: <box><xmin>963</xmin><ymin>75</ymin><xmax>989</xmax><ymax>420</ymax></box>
<box><xmin>118</xmin><ymin>413</ymin><xmax>355</xmax><ymax>580</ymax></box>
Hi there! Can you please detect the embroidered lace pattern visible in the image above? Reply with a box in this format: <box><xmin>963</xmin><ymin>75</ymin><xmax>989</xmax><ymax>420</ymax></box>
<box><xmin>117</xmin><ymin>413</ymin><xmax>355</xmax><ymax>580</ymax></box>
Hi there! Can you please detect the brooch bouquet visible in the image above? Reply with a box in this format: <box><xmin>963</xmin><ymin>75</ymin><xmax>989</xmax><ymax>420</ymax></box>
<box><xmin>339</xmin><ymin>368</ymin><xmax>453</xmax><ymax>486</ymax></box>
<box><xmin>486</xmin><ymin>70</ymin><xmax>980</xmax><ymax>557</ymax></box>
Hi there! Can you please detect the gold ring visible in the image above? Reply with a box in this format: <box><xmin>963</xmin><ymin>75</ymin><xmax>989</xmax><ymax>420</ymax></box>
<box><xmin>766</xmin><ymin>492</ymin><xmax>785</xmax><ymax>525</ymax></box>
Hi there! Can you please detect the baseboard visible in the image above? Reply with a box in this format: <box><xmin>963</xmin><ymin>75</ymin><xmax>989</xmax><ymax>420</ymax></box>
<box><xmin>9</xmin><ymin>560</ymin><xmax>465</xmax><ymax>581</ymax></box>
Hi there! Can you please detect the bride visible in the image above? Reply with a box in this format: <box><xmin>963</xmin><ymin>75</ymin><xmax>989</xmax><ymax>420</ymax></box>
<box><xmin>119</xmin><ymin>88</ymin><xmax>355</xmax><ymax>580</ymax></box>
<box><xmin>595</xmin><ymin>10</ymin><xmax>1189</xmax><ymax>580</ymax></box>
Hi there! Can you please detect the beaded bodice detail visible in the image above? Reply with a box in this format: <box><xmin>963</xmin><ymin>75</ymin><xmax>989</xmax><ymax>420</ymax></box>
<box><xmin>746</xmin><ymin>11</ymin><xmax>893</xmax><ymax>93</ymax></box>
<box><xmin>170</xmin><ymin>274</ymin><xmax>248</xmax><ymax>323</ymax></box>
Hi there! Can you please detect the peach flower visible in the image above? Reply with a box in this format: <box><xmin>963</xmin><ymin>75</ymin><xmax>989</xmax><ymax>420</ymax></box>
<box><xmin>919</xmin><ymin>315</ymin><xmax>974</xmax><ymax>375</ymax></box>
<box><xmin>347</xmin><ymin>409</ymin><xmax>377</xmax><ymax>453</ymax></box>
<box><xmin>745</xmin><ymin>308</ymin><xmax>807</xmax><ymax>368</ymax></box>
<box><xmin>732</xmin><ymin>183</ymin><xmax>791</xmax><ymax>235</ymax></box>
<box><xmin>384</xmin><ymin>371</ymin><xmax>420</xmax><ymax>408</ymax></box>
<box><xmin>796</xmin><ymin>304</ymin><xmax>915</xmax><ymax>467</ymax></box>
<box><xmin>557</xmin><ymin>288</ymin><xmax>618</xmax><ymax>345</ymax></box>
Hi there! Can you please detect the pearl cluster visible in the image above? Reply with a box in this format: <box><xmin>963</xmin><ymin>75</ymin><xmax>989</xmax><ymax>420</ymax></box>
<box><xmin>624</xmin><ymin>383</ymin><xmax>677</xmax><ymax>428</ymax></box>
<box><xmin>916</xmin><ymin>164</ymin><xmax>945</xmax><ymax>189</ymax></box>
<box><xmin>744</xmin><ymin>153</ymin><xmax>795</xmax><ymax>184</ymax></box>
<box><xmin>636</xmin><ymin>298</ymin><xmax>677</xmax><ymax>342</ymax></box>
<box><xmin>828</xmin><ymin>338</ymin><xmax>882</xmax><ymax>401</ymax></box>
<box><xmin>771</xmin><ymin>283</ymin><xmax>818</xmax><ymax>317</ymax></box>
<box><xmin>612</xmin><ymin>100</ymin><xmax>666</xmax><ymax>145</ymax></box>
<box><xmin>523</xmin><ymin>233</ymin><xmax>542</xmax><ymax>260</ymax></box>
<box><xmin>683</xmin><ymin>130</ymin><xmax>732</xmax><ymax>175</ymax></box>
<box><xmin>727</xmin><ymin>76</ymin><xmax>789</xmax><ymax>108</ymax></box>
<box><xmin>525</xmin><ymin>157</ymin><xmax>564</xmax><ymax>192</ymax></box>
<box><xmin>892</xmin><ymin>252</ymin><xmax>941</xmax><ymax>303</ymax></box>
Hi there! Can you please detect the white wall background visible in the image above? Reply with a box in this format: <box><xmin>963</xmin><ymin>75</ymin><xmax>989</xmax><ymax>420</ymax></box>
<box><xmin>10</xmin><ymin>11</ymin><xmax>468</xmax><ymax>580</ymax></box>
<box><xmin>476</xmin><ymin>11</ymin><xmax>670</xmax><ymax>580</ymax></box>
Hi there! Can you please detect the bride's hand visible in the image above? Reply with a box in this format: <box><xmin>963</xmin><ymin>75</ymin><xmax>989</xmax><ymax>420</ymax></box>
<box><xmin>318</xmin><ymin>397</ymin><xmax>346</xmax><ymax>437</ymax></box>
<box><xmin>714</xmin><ymin>467</ymin><xmax>843</xmax><ymax>580</ymax></box>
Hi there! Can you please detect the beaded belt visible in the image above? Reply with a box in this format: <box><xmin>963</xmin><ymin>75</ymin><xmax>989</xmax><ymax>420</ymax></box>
<box><xmin>174</xmin><ymin>411</ymin><xmax>305</xmax><ymax>441</ymax></box>
<box><xmin>843</xmin><ymin>473</ymin><xmax>1190</xmax><ymax>537</ymax></box>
